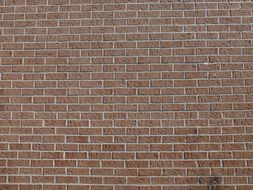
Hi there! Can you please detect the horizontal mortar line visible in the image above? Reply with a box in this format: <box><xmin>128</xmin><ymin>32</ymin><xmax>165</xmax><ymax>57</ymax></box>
<box><xmin>0</xmin><ymin>183</ymin><xmax>250</xmax><ymax>186</ymax></box>
<box><xmin>1</xmin><ymin>30</ymin><xmax>252</xmax><ymax>34</ymax></box>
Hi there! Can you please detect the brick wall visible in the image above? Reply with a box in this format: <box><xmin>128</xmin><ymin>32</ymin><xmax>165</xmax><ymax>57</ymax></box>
<box><xmin>0</xmin><ymin>0</ymin><xmax>253</xmax><ymax>189</ymax></box>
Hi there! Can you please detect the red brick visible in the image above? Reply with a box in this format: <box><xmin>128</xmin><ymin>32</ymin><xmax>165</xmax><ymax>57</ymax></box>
<box><xmin>0</xmin><ymin>1</ymin><xmax>252</xmax><ymax>188</ymax></box>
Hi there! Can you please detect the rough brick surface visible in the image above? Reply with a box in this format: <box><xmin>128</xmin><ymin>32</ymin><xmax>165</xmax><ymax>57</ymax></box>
<box><xmin>0</xmin><ymin>0</ymin><xmax>253</xmax><ymax>189</ymax></box>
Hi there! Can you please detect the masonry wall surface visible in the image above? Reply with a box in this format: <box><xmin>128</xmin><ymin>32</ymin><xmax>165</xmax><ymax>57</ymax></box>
<box><xmin>0</xmin><ymin>0</ymin><xmax>253</xmax><ymax>189</ymax></box>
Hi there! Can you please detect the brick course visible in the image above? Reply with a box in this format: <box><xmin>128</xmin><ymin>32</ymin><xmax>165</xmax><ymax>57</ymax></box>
<box><xmin>0</xmin><ymin>0</ymin><xmax>253</xmax><ymax>189</ymax></box>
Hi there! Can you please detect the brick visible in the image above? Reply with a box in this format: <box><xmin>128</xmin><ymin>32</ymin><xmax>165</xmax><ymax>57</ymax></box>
<box><xmin>0</xmin><ymin>1</ymin><xmax>252</xmax><ymax>188</ymax></box>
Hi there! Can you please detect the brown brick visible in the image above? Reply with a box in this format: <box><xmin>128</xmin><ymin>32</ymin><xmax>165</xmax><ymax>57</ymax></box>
<box><xmin>0</xmin><ymin>1</ymin><xmax>252</xmax><ymax>188</ymax></box>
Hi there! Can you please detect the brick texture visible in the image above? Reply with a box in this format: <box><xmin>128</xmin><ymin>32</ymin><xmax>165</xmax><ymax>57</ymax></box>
<box><xmin>0</xmin><ymin>0</ymin><xmax>253</xmax><ymax>189</ymax></box>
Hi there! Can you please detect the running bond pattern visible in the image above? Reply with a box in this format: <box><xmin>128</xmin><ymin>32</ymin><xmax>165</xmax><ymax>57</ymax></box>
<box><xmin>0</xmin><ymin>0</ymin><xmax>253</xmax><ymax>189</ymax></box>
